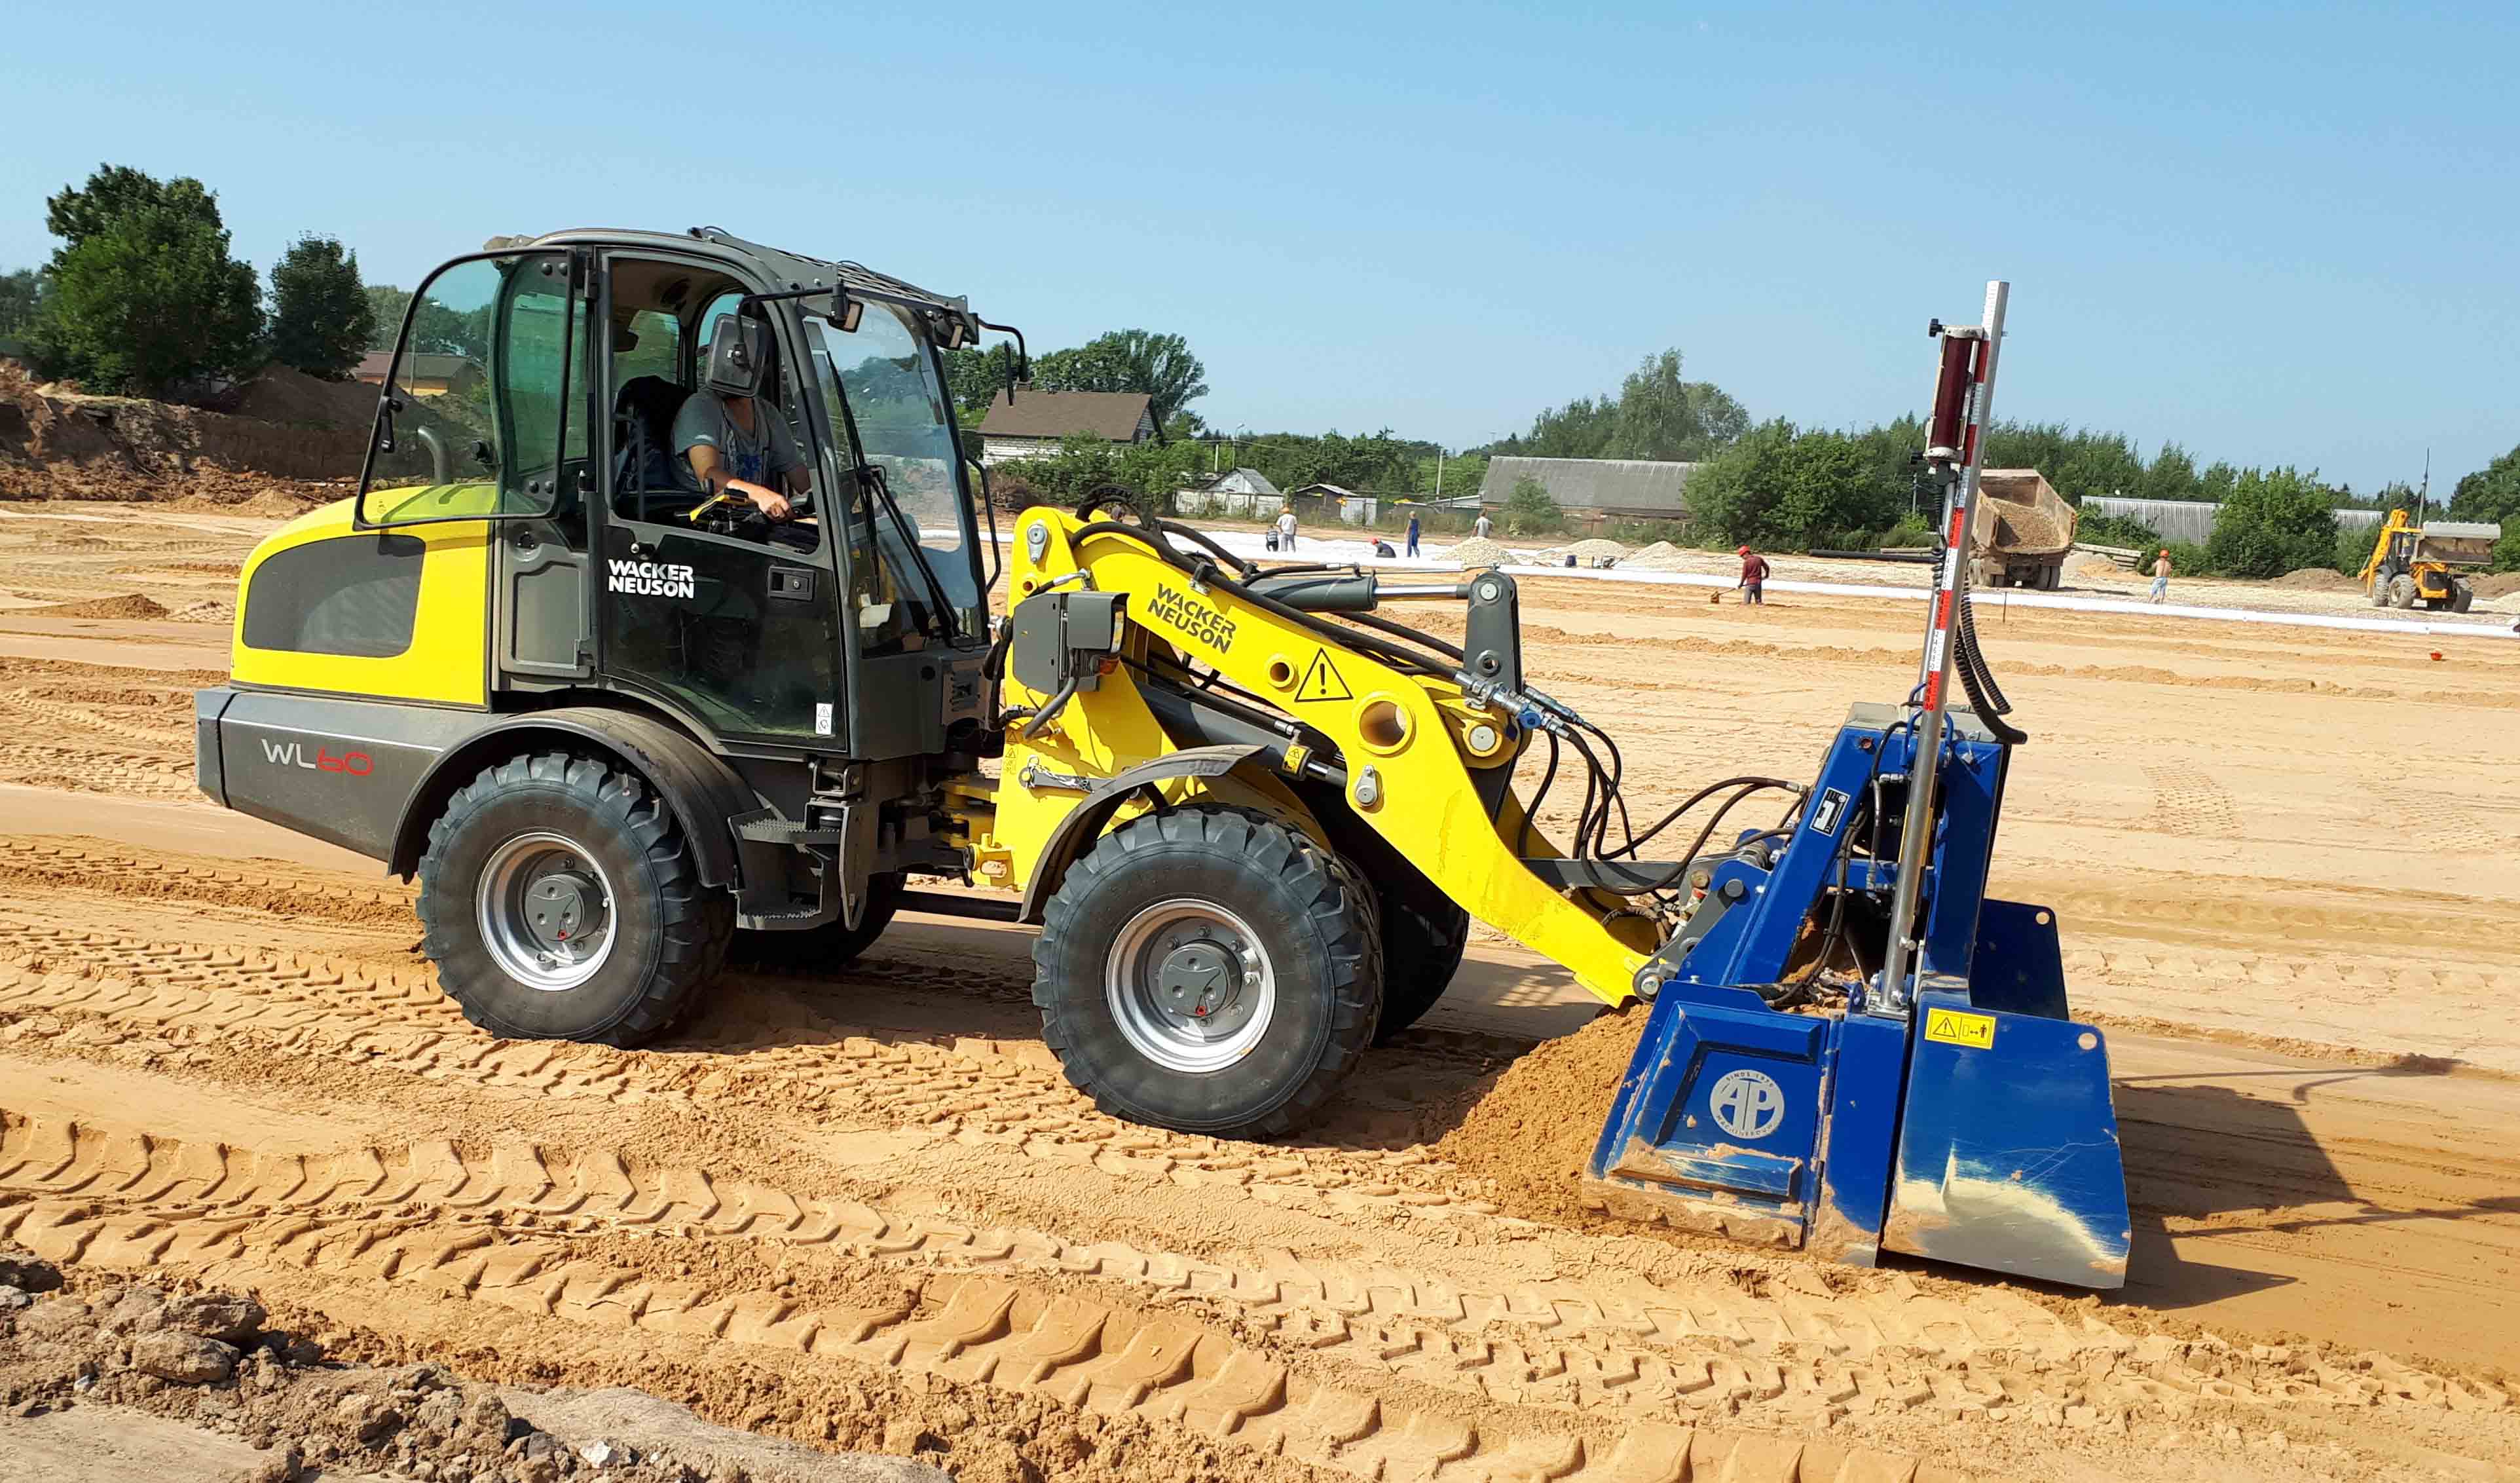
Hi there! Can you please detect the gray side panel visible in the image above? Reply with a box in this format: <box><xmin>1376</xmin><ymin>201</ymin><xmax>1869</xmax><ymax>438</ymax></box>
<box><xmin>193</xmin><ymin>688</ymin><xmax>234</xmax><ymax>806</ymax></box>
<box><xmin>853</xmin><ymin>650</ymin><xmax>947</xmax><ymax>759</ymax></box>
<box><xmin>218</xmin><ymin>693</ymin><xmax>494</xmax><ymax>861</ymax></box>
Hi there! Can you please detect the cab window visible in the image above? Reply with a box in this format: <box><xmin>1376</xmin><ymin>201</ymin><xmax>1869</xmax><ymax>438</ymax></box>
<box><xmin>360</xmin><ymin>252</ymin><xmax>590</xmax><ymax>526</ymax></box>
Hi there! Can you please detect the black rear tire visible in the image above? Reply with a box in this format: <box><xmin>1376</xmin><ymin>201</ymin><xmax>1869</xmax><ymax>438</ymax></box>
<box><xmin>416</xmin><ymin>751</ymin><xmax>732</xmax><ymax>1046</ymax></box>
<box><xmin>2453</xmin><ymin>582</ymin><xmax>2475</xmax><ymax>614</ymax></box>
<box><xmin>1033</xmin><ymin>806</ymin><xmax>1380</xmax><ymax>1138</ymax></box>
<box><xmin>728</xmin><ymin>872</ymin><xmax>905</xmax><ymax>971</ymax></box>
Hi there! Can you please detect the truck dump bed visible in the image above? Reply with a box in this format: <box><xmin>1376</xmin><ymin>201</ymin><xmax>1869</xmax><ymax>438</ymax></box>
<box><xmin>1974</xmin><ymin>470</ymin><xmax>2076</xmax><ymax>556</ymax></box>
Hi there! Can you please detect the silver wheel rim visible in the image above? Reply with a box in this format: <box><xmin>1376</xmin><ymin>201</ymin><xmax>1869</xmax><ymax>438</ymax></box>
<box><xmin>476</xmin><ymin>831</ymin><xmax>617</xmax><ymax>991</ymax></box>
<box><xmin>1105</xmin><ymin>899</ymin><xmax>1276</xmax><ymax>1074</ymax></box>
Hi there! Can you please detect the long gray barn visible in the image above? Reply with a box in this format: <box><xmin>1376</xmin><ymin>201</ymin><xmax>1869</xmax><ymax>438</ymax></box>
<box><xmin>1479</xmin><ymin>456</ymin><xmax>1699</xmax><ymax>529</ymax></box>
<box><xmin>2081</xmin><ymin>497</ymin><xmax>2393</xmax><ymax>546</ymax></box>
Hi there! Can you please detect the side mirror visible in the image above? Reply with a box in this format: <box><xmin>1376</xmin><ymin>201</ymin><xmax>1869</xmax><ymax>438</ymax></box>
<box><xmin>828</xmin><ymin>290</ymin><xmax>863</xmax><ymax>334</ymax></box>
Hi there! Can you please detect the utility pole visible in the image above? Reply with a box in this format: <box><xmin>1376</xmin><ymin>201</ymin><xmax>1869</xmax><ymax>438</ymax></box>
<box><xmin>1436</xmin><ymin>447</ymin><xmax>1447</xmax><ymax>500</ymax></box>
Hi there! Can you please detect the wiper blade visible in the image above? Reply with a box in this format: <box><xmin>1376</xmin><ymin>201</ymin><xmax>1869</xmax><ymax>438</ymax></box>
<box><xmin>859</xmin><ymin>462</ymin><xmax>962</xmax><ymax>645</ymax></box>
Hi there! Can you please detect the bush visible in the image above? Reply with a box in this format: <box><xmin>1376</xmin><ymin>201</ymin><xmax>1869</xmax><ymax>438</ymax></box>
<box><xmin>1684</xmin><ymin>419</ymin><xmax>1893</xmax><ymax>549</ymax></box>
<box><xmin>2162</xmin><ymin>540</ymin><xmax>2214</xmax><ymax>575</ymax></box>
<box><xmin>2076</xmin><ymin>510</ymin><xmax>2165</xmax><ymax>551</ymax></box>
<box><xmin>2334</xmin><ymin>523</ymin><xmax>2379</xmax><ymax>577</ymax></box>
<box><xmin>2203</xmin><ymin>466</ymin><xmax>2336</xmax><ymax>579</ymax></box>
<box><xmin>1503</xmin><ymin>476</ymin><xmax>1564</xmax><ymax>536</ymax></box>
<box><xmin>1880</xmin><ymin>515</ymin><xmax>1935</xmax><ymax>549</ymax></box>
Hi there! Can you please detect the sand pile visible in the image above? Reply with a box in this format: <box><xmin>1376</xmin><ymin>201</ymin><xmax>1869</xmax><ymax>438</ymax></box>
<box><xmin>1430</xmin><ymin>1005</ymin><xmax>1645</xmax><ymax>1226</ymax></box>
<box><xmin>1541</xmin><ymin>537</ymin><xmax>1631</xmax><ymax>566</ymax></box>
<box><xmin>2472</xmin><ymin>571</ymin><xmax>2520</xmax><ymax>601</ymax></box>
<box><xmin>30</xmin><ymin>592</ymin><xmax>170</xmax><ymax>619</ymax></box>
<box><xmin>2273</xmin><ymin>567</ymin><xmax>2361</xmax><ymax>591</ymax></box>
<box><xmin>1621</xmin><ymin>540</ymin><xmax>1701</xmax><ymax>573</ymax></box>
<box><xmin>1988</xmin><ymin>505</ymin><xmax>2067</xmax><ymax>552</ymax></box>
<box><xmin>1447</xmin><ymin>536</ymin><xmax>1514</xmax><ymax>569</ymax></box>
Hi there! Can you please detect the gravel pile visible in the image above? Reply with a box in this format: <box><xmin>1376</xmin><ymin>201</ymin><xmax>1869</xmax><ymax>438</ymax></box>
<box><xmin>1446</xmin><ymin>536</ymin><xmax>1515</xmax><ymax>569</ymax></box>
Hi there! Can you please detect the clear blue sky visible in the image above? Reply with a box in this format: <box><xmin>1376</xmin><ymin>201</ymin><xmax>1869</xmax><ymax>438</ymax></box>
<box><xmin>4</xmin><ymin>1</ymin><xmax>2512</xmax><ymax>491</ymax></box>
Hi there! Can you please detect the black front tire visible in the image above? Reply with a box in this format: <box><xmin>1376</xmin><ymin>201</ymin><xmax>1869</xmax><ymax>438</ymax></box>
<box><xmin>728</xmin><ymin>872</ymin><xmax>905</xmax><ymax>971</ymax></box>
<box><xmin>1033</xmin><ymin>806</ymin><xmax>1380</xmax><ymax>1138</ymax></box>
<box><xmin>1371</xmin><ymin>884</ymin><xmax>1470</xmax><ymax>1044</ymax></box>
<box><xmin>416</xmin><ymin>751</ymin><xmax>732</xmax><ymax>1046</ymax></box>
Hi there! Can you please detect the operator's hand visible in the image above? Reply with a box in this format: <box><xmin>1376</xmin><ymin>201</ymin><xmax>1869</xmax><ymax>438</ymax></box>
<box><xmin>729</xmin><ymin>480</ymin><xmax>790</xmax><ymax>521</ymax></box>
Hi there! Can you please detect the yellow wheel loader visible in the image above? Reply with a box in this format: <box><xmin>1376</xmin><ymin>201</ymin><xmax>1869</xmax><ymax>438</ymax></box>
<box><xmin>198</xmin><ymin>240</ymin><xmax>2133</xmax><ymax>1286</ymax></box>
<box><xmin>2360</xmin><ymin>508</ymin><xmax>2492</xmax><ymax>612</ymax></box>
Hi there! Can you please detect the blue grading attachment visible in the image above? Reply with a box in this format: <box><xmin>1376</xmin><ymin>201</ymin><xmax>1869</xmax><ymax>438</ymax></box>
<box><xmin>1587</xmin><ymin>703</ymin><xmax>2132</xmax><ymax>1288</ymax></box>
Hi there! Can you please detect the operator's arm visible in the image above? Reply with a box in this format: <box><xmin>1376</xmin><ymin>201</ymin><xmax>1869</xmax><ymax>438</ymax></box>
<box><xmin>686</xmin><ymin>444</ymin><xmax>791</xmax><ymax>521</ymax></box>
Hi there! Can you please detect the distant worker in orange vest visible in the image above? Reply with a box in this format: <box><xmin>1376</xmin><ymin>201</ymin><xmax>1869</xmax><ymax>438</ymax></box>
<box><xmin>1737</xmin><ymin>545</ymin><xmax>1770</xmax><ymax>605</ymax></box>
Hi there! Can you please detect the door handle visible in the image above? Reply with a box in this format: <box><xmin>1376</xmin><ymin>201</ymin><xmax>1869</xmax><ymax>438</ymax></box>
<box><xmin>769</xmin><ymin>567</ymin><xmax>814</xmax><ymax>603</ymax></box>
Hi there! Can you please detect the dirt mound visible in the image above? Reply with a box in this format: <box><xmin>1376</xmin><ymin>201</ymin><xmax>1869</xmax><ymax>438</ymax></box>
<box><xmin>0</xmin><ymin>363</ymin><xmax>365</xmax><ymax>500</ymax></box>
<box><xmin>2274</xmin><ymin>567</ymin><xmax>2361</xmax><ymax>590</ymax></box>
<box><xmin>230</xmin><ymin>365</ymin><xmax>379</xmax><ymax>429</ymax></box>
<box><xmin>0</xmin><ymin>1264</ymin><xmax>872</xmax><ymax>1483</ymax></box>
<box><xmin>1430</xmin><ymin>1005</ymin><xmax>1644</xmax><ymax>1226</ymax></box>
<box><xmin>1447</xmin><ymin>535</ymin><xmax>1514</xmax><ymax>568</ymax></box>
<box><xmin>2471</xmin><ymin>571</ymin><xmax>2520</xmax><ymax>600</ymax></box>
<box><xmin>28</xmin><ymin>592</ymin><xmax>170</xmax><ymax>620</ymax></box>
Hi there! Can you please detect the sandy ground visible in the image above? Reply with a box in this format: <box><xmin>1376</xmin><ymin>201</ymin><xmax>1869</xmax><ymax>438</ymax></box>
<box><xmin>2</xmin><ymin>501</ymin><xmax>2518</xmax><ymax>1483</ymax></box>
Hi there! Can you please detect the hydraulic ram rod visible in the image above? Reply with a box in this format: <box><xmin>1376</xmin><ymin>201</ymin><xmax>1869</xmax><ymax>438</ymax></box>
<box><xmin>1874</xmin><ymin>280</ymin><xmax>2009</xmax><ymax>1015</ymax></box>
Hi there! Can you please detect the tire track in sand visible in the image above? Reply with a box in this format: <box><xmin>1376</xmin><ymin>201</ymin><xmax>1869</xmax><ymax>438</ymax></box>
<box><xmin>0</xmin><ymin>1108</ymin><xmax>1964</xmax><ymax>1483</ymax></box>
<box><xmin>1</xmin><ymin>927</ymin><xmax>2511</xmax><ymax>1437</ymax></box>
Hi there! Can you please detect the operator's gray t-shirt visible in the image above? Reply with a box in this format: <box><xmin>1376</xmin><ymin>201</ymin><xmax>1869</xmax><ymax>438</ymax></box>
<box><xmin>673</xmin><ymin>392</ymin><xmax>803</xmax><ymax>489</ymax></box>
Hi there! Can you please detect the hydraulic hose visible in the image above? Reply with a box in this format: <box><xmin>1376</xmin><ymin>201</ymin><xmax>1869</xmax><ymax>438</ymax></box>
<box><xmin>1953</xmin><ymin>589</ymin><xmax>2028</xmax><ymax>745</ymax></box>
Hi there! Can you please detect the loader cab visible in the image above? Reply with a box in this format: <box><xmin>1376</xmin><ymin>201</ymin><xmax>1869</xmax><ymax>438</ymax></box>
<box><xmin>354</xmin><ymin>231</ymin><xmax>991</xmax><ymax>762</ymax></box>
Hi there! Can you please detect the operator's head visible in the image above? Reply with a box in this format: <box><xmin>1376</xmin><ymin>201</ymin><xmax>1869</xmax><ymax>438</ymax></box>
<box><xmin>703</xmin><ymin>311</ymin><xmax>769</xmax><ymax>400</ymax></box>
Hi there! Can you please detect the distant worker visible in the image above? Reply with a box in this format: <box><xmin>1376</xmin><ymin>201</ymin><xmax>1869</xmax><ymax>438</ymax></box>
<box><xmin>2149</xmin><ymin>548</ymin><xmax>2171</xmax><ymax>604</ymax></box>
<box><xmin>1373</xmin><ymin>538</ymin><xmax>1397</xmax><ymax>558</ymax></box>
<box><xmin>1737</xmin><ymin>545</ymin><xmax>1770</xmax><ymax>606</ymax></box>
<box><xmin>1405</xmin><ymin>512</ymin><xmax>1422</xmax><ymax>557</ymax></box>
<box><xmin>1473</xmin><ymin>510</ymin><xmax>1494</xmax><ymax>540</ymax></box>
<box><xmin>1276</xmin><ymin>506</ymin><xmax>1298</xmax><ymax>552</ymax></box>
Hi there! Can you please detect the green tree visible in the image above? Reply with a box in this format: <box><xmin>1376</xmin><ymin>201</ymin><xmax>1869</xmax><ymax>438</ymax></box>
<box><xmin>2204</xmin><ymin>466</ymin><xmax>2337</xmax><ymax>578</ymax></box>
<box><xmin>268</xmin><ymin>236</ymin><xmax>375</xmax><ymax>381</ymax></box>
<box><xmin>1029</xmin><ymin>329</ymin><xmax>1208</xmax><ymax>436</ymax></box>
<box><xmin>1492</xmin><ymin>348</ymin><xmax>1746</xmax><ymax>463</ymax></box>
<box><xmin>2448</xmin><ymin>442</ymin><xmax>2520</xmax><ymax>526</ymax></box>
<box><xmin>2143</xmin><ymin>441</ymin><xmax>2198</xmax><ymax>502</ymax></box>
<box><xmin>28</xmin><ymin>166</ymin><xmax>263</xmax><ymax>394</ymax></box>
<box><xmin>942</xmin><ymin>343</ymin><xmax>1020</xmax><ymax>415</ymax></box>
<box><xmin>1684</xmin><ymin>420</ymin><xmax>1891</xmax><ymax>547</ymax></box>
<box><xmin>1605</xmin><ymin>350</ymin><xmax>1748</xmax><ymax>460</ymax></box>
<box><xmin>1502</xmin><ymin>476</ymin><xmax>1563</xmax><ymax>536</ymax></box>
<box><xmin>362</xmin><ymin>285</ymin><xmax>412</xmax><ymax>349</ymax></box>
<box><xmin>0</xmin><ymin>269</ymin><xmax>44</xmax><ymax>337</ymax></box>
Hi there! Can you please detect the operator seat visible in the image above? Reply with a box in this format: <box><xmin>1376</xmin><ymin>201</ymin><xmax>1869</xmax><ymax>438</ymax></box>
<box><xmin>612</xmin><ymin>375</ymin><xmax>695</xmax><ymax>521</ymax></box>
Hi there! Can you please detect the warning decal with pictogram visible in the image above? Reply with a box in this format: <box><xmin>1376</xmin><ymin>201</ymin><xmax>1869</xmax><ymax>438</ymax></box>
<box><xmin>1294</xmin><ymin>650</ymin><xmax>1353</xmax><ymax>702</ymax></box>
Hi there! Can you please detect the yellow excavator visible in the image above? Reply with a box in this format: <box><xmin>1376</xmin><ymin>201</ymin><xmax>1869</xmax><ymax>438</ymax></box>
<box><xmin>196</xmin><ymin>236</ymin><xmax>2132</xmax><ymax>1286</ymax></box>
<box><xmin>2361</xmin><ymin>508</ymin><xmax>2493</xmax><ymax>612</ymax></box>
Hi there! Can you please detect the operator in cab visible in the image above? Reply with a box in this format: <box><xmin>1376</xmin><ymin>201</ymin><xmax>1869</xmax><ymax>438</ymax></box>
<box><xmin>676</xmin><ymin>314</ymin><xmax>813</xmax><ymax>542</ymax></box>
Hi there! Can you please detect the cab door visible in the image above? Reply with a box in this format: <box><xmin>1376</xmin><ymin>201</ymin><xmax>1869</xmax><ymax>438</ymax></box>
<box><xmin>592</xmin><ymin>274</ymin><xmax>843</xmax><ymax>747</ymax></box>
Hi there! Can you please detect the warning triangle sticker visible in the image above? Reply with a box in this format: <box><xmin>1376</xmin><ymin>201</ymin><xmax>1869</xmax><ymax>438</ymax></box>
<box><xmin>1294</xmin><ymin>650</ymin><xmax>1353</xmax><ymax>702</ymax></box>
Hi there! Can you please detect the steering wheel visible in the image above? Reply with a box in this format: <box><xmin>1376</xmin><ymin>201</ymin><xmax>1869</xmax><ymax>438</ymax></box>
<box><xmin>686</xmin><ymin>491</ymin><xmax>771</xmax><ymax>539</ymax></box>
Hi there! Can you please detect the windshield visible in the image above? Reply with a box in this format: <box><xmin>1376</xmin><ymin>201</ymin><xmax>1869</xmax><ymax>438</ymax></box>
<box><xmin>806</xmin><ymin>308</ymin><xmax>982</xmax><ymax>639</ymax></box>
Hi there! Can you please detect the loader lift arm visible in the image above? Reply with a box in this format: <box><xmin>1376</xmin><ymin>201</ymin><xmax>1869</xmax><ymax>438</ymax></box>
<box><xmin>980</xmin><ymin>506</ymin><xmax>1663</xmax><ymax>1009</ymax></box>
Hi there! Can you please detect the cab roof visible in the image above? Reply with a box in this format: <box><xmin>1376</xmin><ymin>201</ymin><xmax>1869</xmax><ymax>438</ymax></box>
<box><xmin>522</xmin><ymin>226</ymin><xmax>978</xmax><ymax>335</ymax></box>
